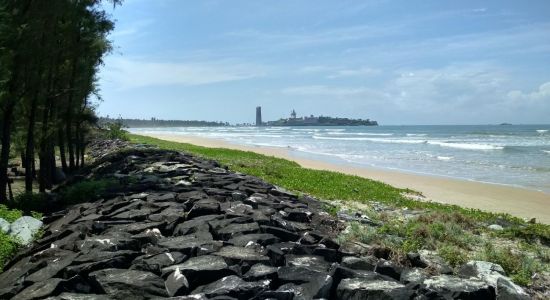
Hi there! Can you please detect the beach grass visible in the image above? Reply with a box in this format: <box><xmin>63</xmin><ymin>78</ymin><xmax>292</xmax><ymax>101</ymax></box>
<box><xmin>129</xmin><ymin>134</ymin><xmax>550</xmax><ymax>285</ymax></box>
<box><xmin>129</xmin><ymin>134</ymin><xmax>541</xmax><ymax>225</ymax></box>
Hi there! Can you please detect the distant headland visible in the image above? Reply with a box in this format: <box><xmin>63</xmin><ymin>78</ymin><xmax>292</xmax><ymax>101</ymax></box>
<box><xmin>99</xmin><ymin>117</ymin><xmax>228</xmax><ymax>128</ymax></box>
<box><xmin>256</xmin><ymin>107</ymin><xmax>378</xmax><ymax>126</ymax></box>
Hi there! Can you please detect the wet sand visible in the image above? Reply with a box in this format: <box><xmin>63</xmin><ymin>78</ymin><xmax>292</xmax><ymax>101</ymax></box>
<box><xmin>140</xmin><ymin>133</ymin><xmax>550</xmax><ymax>224</ymax></box>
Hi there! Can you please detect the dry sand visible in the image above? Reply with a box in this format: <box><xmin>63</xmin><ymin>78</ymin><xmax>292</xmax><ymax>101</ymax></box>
<box><xmin>141</xmin><ymin>133</ymin><xmax>550</xmax><ymax>224</ymax></box>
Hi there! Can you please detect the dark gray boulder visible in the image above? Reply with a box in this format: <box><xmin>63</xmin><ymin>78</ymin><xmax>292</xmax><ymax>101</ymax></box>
<box><xmin>191</xmin><ymin>275</ymin><xmax>270</xmax><ymax>299</ymax></box>
<box><xmin>423</xmin><ymin>275</ymin><xmax>496</xmax><ymax>299</ymax></box>
<box><xmin>187</xmin><ymin>199</ymin><xmax>221</xmax><ymax>219</ymax></box>
<box><xmin>12</xmin><ymin>278</ymin><xmax>64</xmax><ymax>300</ymax></box>
<box><xmin>243</xmin><ymin>264</ymin><xmax>278</xmax><ymax>281</ymax></box>
<box><xmin>375</xmin><ymin>259</ymin><xmax>403</xmax><ymax>281</ymax></box>
<box><xmin>213</xmin><ymin>246</ymin><xmax>270</xmax><ymax>264</ymax></box>
<box><xmin>89</xmin><ymin>268</ymin><xmax>168</xmax><ymax>299</ymax></box>
<box><xmin>131</xmin><ymin>251</ymin><xmax>187</xmax><ymax>274</ymax></box>
<box><xmin>161</xmin><ymin>255</ymin><xmax>233</xmax><ymax>288</ymax></box>
<box><xmin>336</xmin><ymin>278</ymin><xmax>410</xmax><ymax>300</ymax></box>
<box><xmin>341</xmin><ymin>256</ymin><xmax>377</xmax><ymax>271</ymax></box>
<box><xmin>227</xmin><ymin>233</ymin><xmax>279</xmax><ymax>247</ymax></box>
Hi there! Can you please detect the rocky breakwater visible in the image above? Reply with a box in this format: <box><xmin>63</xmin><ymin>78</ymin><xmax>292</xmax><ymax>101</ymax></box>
<box><xmin>0</xmin><ymin>140</ymin><xmax>530</xmax><ymax>299</ymax></box>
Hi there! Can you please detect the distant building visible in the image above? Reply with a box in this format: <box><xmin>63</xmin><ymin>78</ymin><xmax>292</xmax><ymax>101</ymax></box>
<box><xmin>256</xmin><ymin>106</ymin><xmax>262</xmax><ymax>126</ymax></box>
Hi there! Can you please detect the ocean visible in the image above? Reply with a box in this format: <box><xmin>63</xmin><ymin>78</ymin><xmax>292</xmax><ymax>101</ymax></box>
<box><xmin>129</xmin><ymin>125</ymin><xmax>550</xmax><ymax>194</ymax></box>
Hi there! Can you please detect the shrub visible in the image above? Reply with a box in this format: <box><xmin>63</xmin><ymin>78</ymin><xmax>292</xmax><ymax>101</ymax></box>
<box><xmin>439</xmin><ymin>243</ymin><xmax>469</xmax><ymax>267</ymax></box>
<box><xmin>60</xmin><ymin>179</ymin><xmax>118</xmax><ymax>205</ymax></box>
<box><xmin>478</xmin><ymin>243</ymin><xmax>544</xmax><ymax>286</ymax></box>
<box><xmin>8</xmin><ymin>192</ymin><xmax>47</xmax><ymax>214</ymax></box>
<box><xmin>0</xmin><ymin>204</ymin><xmax>22</xmax><ymax>222</ymax></box>
<box><xmin>105</xmin><ymin>121</ymin><xmax>129</xmax><ymax>141</ymax></box>
<box><xmin>0</xmin><ymin>231</ymin><xmax>19</xmax><ymax>271</ymax></box>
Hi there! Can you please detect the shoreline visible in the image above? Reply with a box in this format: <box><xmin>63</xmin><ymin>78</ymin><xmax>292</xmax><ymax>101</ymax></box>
<box><xmin>139</xmin><ymin>132</ymin><xmax>550</xmax><ymax>224</ymax></box>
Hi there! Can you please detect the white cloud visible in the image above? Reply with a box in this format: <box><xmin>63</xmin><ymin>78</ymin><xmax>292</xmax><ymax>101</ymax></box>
<box><xmin>327</xmin><ymin>67</ymin><xmax>380</xmax><ymax>79</ymax></box>
<box><xmin>281</xmin><ymin>85</ymin><xmax>382</xmax><ymax>97</ymax></box>
<box><xmin>507</xmin><ymin>82</ymin><xmax>550</xmax><ymax>103</ymax></box>
<box><xmin>101</xmin><ymin>57</ymin><xmax>265</xmax><ymax>89</ymax></box>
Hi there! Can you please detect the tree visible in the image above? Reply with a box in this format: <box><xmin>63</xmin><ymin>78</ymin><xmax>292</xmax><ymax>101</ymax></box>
<box><xmin>0</xmin><ymin>0</ymin><xmax>121</xmax><ymax>201</ymax></box>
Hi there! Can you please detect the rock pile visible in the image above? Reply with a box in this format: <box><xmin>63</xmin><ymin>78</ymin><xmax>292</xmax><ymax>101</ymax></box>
<box><xmin>0</xmin><ymin>141</ymin><xmax>529</xmax><ymax>299</ymax></box>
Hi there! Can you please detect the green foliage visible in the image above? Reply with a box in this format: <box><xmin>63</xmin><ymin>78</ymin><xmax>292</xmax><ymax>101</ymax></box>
<box><xmin>477</xmin><ymin>243</ymin><xmax>546</xmax><ymax>286</ymax></box>
<box><xmin>104</xmin><ymin>121</ymin><xmax>129</xmax><ymax>141</ymax></box>
<box><xmin>0</xmin><ymin>204</ymin><xmax>22</xmax><ymax>271</ymax></box>
<box><xmin>59</xmin><ymin>179</ymin><xmax>118</xmax><ymax>205</ymax></box>
<box><xmin>438</xmin><ymin>243</ymin><xmax>469</xmax><ymax>267</ymax></box>
<box><xmin>0</xmin><ymin>204</ymin><xmax>22</xmax><ymax>222</ymax></box>
<box><xmin>323</xmin><ymin>203</ymin><xmax>340</xmax><ymax>217</ymax></box>
<box><xmin>8</xmin><ymin>192</ymin><xmax>47</xmax><ymax>214</ymax></box>
<box><xmin>0</xmin><ymin>231</ymin><xmax>19</xmax><ymax>272</ymax></box>
<box><xmin>499</xmin><ymin>223</ymin><xmax>550</xmax><ymax>245</ymax></box>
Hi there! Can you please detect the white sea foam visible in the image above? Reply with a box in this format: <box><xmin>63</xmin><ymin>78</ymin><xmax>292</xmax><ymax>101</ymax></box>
<box><xmin>406</xmin><ymin>133</ymin><xmax>427</xmax><ymax>137</ymax></box>
<box><xmin>427</xmin><ymin>141</ymin><xmax>504</xmax><ymax>150</ymax></box>
<box><xmin>437</xmin><ymin>156</ymin><xmax>453</xmax><ymax>161</ymax></box>
<box><xmin>312</xmin><ymin>135</ymin><xmax>427</xmax><ymax>144</ymax></box>
<box><xmin>543</xmin><ymin>150</ymin><xmax>550</xmax><ymax>154</ymax></box>
<box><xmin>536</xmin><ymin>129</ymin><xmax>548</xmax><ymax>134</ymax></box>
<box><xmin>326</xmin><ymin>132</ymin><xmax>393</xmax><ymax>136</ymax></box>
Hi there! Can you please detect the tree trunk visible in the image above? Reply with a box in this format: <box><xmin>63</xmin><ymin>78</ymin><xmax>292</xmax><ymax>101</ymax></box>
<box><xmin>25</xmin><ymin>94</ymin><xmax>38</xmax><ymax>192</ymax></box>
<box><xmin>0</xmin><ymin>104</ymin><xmax>14</xmax><ymax>201</ymax></box>
<box><xmin>58</xmin><ymin>128</ymin><xmax>67</xmax><ymax>173</ymax></box>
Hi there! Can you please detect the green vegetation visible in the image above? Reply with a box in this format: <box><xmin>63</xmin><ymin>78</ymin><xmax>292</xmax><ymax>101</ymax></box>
<box><xmin>0</xmin><ymin>205</ymin><xmax>22</xmax><ymax>271</ymax></box>
<box><xmin>103</xmin><ymin>121</ymin><xmax>130</xmax><ymax>141</ymax></box>
<box><xmin>60</xmin><ymin>178</ymin><xmax>118</xmax><ymax>205</ymax></box>
<box><xmin>130</xmin><ymin>134</ymin><xmax>549</xmax><ymax>285</ymax></box>
<box><xmin>8</xmin><ymin>192</ymin><xmax>47</xmax><ymax>214</ymax></box>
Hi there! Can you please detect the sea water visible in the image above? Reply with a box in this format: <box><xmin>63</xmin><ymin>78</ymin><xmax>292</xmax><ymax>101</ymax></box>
<box><xmin>130</xmin><ymin>125</ymin><xmax>550</xmax><ymax>193</ymax></box>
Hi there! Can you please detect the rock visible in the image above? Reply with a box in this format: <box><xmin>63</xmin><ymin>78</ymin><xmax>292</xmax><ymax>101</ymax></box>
<box><xmin>341</xmin><ymin>256</ymin><xmax>377</xmax><ymax>271</ymax></box>
<box><xmin>336</xmin><ymin>278</ymin><xmax>410</xmax><ymax>300</ymax></box>
<box><xmin>400</xmin><ymin>268</ymin><xmax>427</xmax><ymax>285</ymax></box>
<box><xmin>131</xmin><ymin>252</ymin><xmax>187</xmax><ymax>274</ymax></box>
<box><xmin>374</xmin><ymin>259</ymin><xmax>403</xmax><ymax>281</ymax></box>
<box><xmin>459</xmin><ymin>261</ymin><xmax>528</xmax><ymax>299</ymax></box>
<box><xmin>423</xmin><ymin>275</ymin><xmax>495</xmax><ymax>299</ymax></box>
<box><xmin>89</xmin><ymin>268</ymin><xmax>168</xmax><ymax>299</ymax></box>
<box><xmin>282</xmin><ymin>208</ymin><xmax>313</xmax><ymax>222</ymax></box>
<box><xmin>243</xmin><ymin>264</ymin><xmax>278</xmax><ymax>281</ymax></box>
<box><xmin>214</xmin><ymin>246</ymin><xmax>270</xmax><ymax>264</ymax></box>
<box><xmin>191</xmin><ymin>275</ymin><xmax>270</xmax><ymax>299</ymax></box>
<box><xmin>0</xmin><ymin>217</ymin><xmax>9</xmax><ymax>233</ymax></box>
<box><xmin>49</xmin><ymin>292</ymin><xmax>112</xmax><ymax>299</ymax></box>
<box><xmin>9</xmin><ymin>216</ymin><xmax>43</xmax><ymax>245</ymax></box>
<box><xmin>25</xmin><ymin>249</ymin><xmax>79</xmax><ymax>283</ymax></box>
<box><xmin>165</xmin><ymin>267</ymin><xmax>190</xmax><ymax>297</ymax></box>
<box><xmin>285</xmin><ymin>255</ymin><xmax>332</xmax><ymax>273</ymax></box>
<box><xmin>12</xmin><ymin>278</ymin><xmax>64</xmax><ymax>300</ymax></box>
<box><xmin>497</xmin><ymin>277</ymin><xmax>530</xmax><ymax>300</ymax></box>
<box><xmin>187</xmin><ymin>200</ymin><xmax>221</xmax><ymax>219</ymax></box>
<box><xmin>161</xmin><ymin>255</ymin><xmax>233</xmax><ymax>289</ymax></box>
<box><xmin>409</xmin><ymin>250</ymin><xmax>453</xmax><ymax>274</ymax></box>
<box><xmin>488</xmin><ymin>224</ymin><xmax>504</xmax><ymax>231</ymax></box>
<box><xmin>216</xmin><ymin>222</ymin><xmax>260</xmax><ymax>239</ymax></box>
<box><xmin>227</xmin><ymin>233</ymin><xmax>279</xmax><ymax>247</ymax></box>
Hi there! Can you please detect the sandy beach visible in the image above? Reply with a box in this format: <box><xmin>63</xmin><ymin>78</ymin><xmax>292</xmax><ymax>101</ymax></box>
<box><xmin>140</xmin><ymin>133</ymin><xmax>550</xmax><ymax>224</ymax></box>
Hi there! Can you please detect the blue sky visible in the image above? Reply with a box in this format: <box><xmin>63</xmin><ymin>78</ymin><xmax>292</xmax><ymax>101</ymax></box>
<box><xmin>98</xmin><ymin>0</ymin><xmax>550</xmax><ymax>125</ymax></box>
